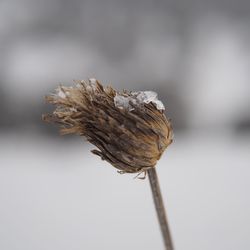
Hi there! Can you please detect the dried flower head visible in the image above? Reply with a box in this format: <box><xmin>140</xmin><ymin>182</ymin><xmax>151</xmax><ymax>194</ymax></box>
<box><xmin>43</xmin><ymin>79</ymin><xmax>173</xmax><ymax>174</ymax></box>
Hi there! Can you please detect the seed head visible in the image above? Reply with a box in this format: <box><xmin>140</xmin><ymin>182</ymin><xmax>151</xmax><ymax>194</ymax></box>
<box><xmin>43</xmin><ymin>79</ymin><xmax>173</xmax><ymax>174</ymax></box>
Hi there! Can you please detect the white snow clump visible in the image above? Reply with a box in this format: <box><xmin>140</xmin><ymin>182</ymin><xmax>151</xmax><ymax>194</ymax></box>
<box><xmin>114</xmin><ymin>91</ymin><xmax>165</xmax><ymax>111</ymax></box>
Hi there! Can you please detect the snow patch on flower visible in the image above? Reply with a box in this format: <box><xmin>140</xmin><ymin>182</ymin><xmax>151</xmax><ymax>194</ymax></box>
<box><xmin>114</xmin><ymin>95</ymin><xmax>136</xmax><ymax>111</ymax></box>
<box><xmin>114</xmin><ymin>91</ymin><xmax>165</xmax><ymax>111</ymax></box>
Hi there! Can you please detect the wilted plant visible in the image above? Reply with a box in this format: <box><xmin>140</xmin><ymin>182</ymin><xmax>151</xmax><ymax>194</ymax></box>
<box><xmin>43</xmin><ymin>79</ymin><xmax>174</xmax><ymax>250</ymax></box>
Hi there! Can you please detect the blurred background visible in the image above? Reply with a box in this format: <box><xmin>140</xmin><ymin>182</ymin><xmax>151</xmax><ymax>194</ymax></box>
<box><xmin>0</xmin><ymin>0</ymin><xmax>249</xmax><ymax>249</ymax></box>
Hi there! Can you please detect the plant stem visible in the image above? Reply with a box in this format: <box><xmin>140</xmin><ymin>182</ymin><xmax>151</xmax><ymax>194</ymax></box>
<box><xmin>147</xmin><ymin>167</ymin><xmax>174</xmax><ymax>250</ymax></box>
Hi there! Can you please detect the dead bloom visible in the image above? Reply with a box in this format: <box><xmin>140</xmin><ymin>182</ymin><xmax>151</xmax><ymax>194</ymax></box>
<box><xmin>43</xmin><ymin>79</ymin><xmax>173</xmax><ymax>174</ymax></box>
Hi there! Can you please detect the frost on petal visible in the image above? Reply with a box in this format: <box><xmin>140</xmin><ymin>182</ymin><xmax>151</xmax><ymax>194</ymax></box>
<box><xmin>57</xmin><ymin>88</ymin><xmax>66</xmax><ymax>99</ymax></box>
<box><xmin>85</xmin><ymin>78</ymin><xmax>97</xmax><ymax>92</ymax></box>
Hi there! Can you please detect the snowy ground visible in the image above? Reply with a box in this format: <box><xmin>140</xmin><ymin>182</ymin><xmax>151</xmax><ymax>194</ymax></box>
<box><xmin>0</xmin><ymin>131</ymin><xmax>249</xmax><ymax>250</ymax></box>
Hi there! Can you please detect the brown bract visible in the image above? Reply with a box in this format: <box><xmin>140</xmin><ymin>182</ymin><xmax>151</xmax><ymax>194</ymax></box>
<box><xmin>42</xmin><ymin>79</ymin><xmax>173</xmax><ymax>174</ymax></box>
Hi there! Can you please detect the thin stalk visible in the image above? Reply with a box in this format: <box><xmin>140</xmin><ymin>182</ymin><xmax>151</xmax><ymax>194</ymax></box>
<box><xmin>147</xmin><ymin>167</ymin><xmax>174</xmax><ymax>250</ymax></box>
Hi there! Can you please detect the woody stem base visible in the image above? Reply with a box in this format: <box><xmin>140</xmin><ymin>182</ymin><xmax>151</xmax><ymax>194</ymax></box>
<box><xmin>147</xmin><ymin>167</ymin><xmax>174</xmax><ymax>250</ymax></box>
